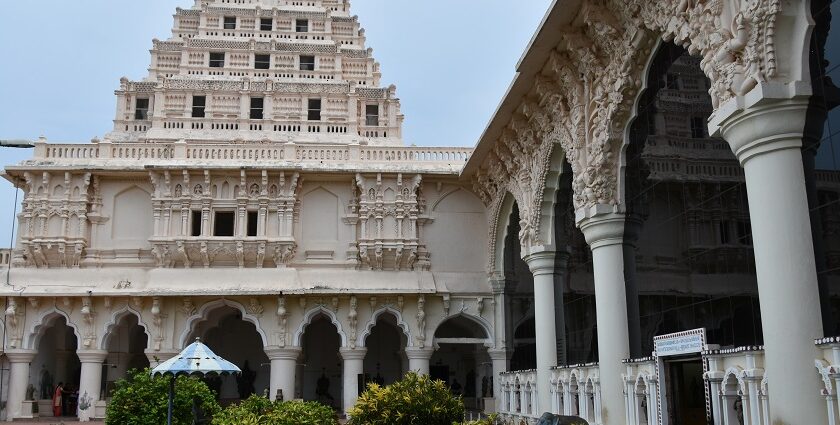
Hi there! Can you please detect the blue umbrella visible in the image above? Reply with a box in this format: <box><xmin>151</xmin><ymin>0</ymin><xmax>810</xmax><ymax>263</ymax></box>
<box><xmin>151</xmin><ymin>338</ymin><xmax>241</xmax><ymax>425</ymax></box>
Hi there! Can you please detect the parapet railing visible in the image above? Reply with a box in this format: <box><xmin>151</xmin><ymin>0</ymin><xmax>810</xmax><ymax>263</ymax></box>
<box><xmin>33</xmin><ymin>140</ymin><xmax>471</xmax><ymax>167</ymax></box>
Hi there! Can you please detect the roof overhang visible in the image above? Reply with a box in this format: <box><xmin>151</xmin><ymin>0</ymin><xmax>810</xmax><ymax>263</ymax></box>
<box><xmin>461</xmin><ymin>0</ymin><xmax>581</xmax><ymax>178</ymax></box>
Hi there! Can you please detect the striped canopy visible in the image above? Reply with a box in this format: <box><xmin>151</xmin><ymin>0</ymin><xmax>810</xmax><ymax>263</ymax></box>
<box><xmin>151</xmin><ymin>338</ymin><xmax>241</xmax><ymax>377</ymax></box>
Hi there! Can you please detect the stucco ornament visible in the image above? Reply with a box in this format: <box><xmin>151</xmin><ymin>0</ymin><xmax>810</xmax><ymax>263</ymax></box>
<box><xmin>348</xmin><ymin>296</ymin><xmax>358</xmax><ymax>349</ymax></box>
<box><xmin>276</xmin><ymin>296</ymin><xmax>288</xmax><ymax>347</ymax></box>
<box><xmin>415</xmin><ymin>295</ymin><xmax>426</xmax><ymax>348</ymax></box>
<box><xmin>151</xmin><ymin>297</ymin><xmax>165</xmax><ymax>351</ymax></box>
<box><xmin>5</xmin><ymin>298</ymin><xmax>23</xmax><ymax>348</ymax></box>
<box><xmin>80</xmin><ymin>297</ymin><xmax>96</xmax><ymax>348</ymax></box>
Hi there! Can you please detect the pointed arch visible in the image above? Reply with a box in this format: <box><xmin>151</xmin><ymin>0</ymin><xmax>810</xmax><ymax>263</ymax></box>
<box><xmin>25</xmin><ymin>307</ymin><xmax>81</xmax><ymax>350</ymax></box>
<box><xmin>357</xmin><ymin>306</ymin><xmax>412</xmax><ymax>348</ymax></box>
<box><xmin>432</xmin><ymin>312</ymin><xmax>493</xmax><ymax>344</ymax></box>
<box><xmin>99</xmin><ymin>305</ymin><xmax>151</xmax><ymax>350</ymax></box>
<box><xmin>489</xmin><ymin>192</ymin><xmax>518</xmax><ymax>276</ymax></box>
<box><xmin>292</xmin><ymin>306</ymin><xmax>347</xmax><ymax>348</ymax></box>
<box><xmin>178</xmin><ymin>298</ymin><xmax>268</xmax><ymax>348</ymax></box>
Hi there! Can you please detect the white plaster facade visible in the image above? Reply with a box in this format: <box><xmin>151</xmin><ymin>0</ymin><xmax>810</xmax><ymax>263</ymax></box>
<box><xmin>2</xmin><ymin>0</ymin><xmax>840</xmax><ymax>424</ymax></box>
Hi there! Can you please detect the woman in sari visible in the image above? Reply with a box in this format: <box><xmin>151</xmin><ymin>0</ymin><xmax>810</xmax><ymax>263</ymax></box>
<box><xmin>52</xmin><ymin>382</ymin><xmax>64</xmax><ymax>417</ymax></box>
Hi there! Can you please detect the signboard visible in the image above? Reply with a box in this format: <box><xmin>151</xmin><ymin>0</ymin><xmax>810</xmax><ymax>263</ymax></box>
<box><xmin>653</xmin><ymin>329</ymin><xmax>706</xmax><ymax>357</ymax></box>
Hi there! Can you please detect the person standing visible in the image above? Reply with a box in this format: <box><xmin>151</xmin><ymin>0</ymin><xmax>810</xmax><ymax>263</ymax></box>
<box><xmin>52</xmin><ymin>382</ymin><xmax>64</xmax><ymax>417</ymax></box>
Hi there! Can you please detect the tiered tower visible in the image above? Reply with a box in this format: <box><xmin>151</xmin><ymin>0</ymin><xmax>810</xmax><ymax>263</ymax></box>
<box><xmin>109</xmin><ymin>0</ymin><xmax>403</xmax><ymax>145</ymax></box>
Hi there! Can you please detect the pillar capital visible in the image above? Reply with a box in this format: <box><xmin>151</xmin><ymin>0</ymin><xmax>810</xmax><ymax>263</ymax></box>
<box><xmin>578</xmin><ymin>211</ymin><xmax>626</xmax><ymax>249</ymax></box>
<box><xmin>404</xmin><ymin>347</ymin><xmax>434</xmax><ymax>360</ymax></box>
<box><xmin>5</xmin><ymin>350</ymin><xmax>36</xmax><ymax>363</ymax></box>
<box><xmin>716</xmin><ymin>98</ymin><xmax>809</xmax><ymax>165</ymax></box>
<box><xmin>339</xmin><ymin>347</ymin><xmax>368</xmax><ymax>361</ymax></box>
<box><xmin>487</xmin><ymin>348</ymin><xmax>512</xmax><ymax>361</ymax></box>
<box><xmin>523</xmin><ymin>248</ymin><xmax>555</xmax><ymax>276</ymax></box>
<box><xmin>265</xmin><ymin>346</ymin><xmax>301</xmax><ymax>361</ymax></box>
<box><xmin>76</xmin><ymin>349</ymin><xmax>108</xmax><ymax>363</ymax></box>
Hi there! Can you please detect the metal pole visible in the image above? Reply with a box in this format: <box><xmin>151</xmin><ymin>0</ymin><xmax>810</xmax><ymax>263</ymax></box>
<box><xmin>168</xmin><ymin>376</ymin><xmax>175</xmax><ymax>425</ymax></box>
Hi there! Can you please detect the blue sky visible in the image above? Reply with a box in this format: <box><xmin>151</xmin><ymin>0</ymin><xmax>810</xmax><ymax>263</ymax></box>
<box><xmin>0</xmin><ymin>0</ymin><xmax>552</xmax><ymax>247</ymax></box>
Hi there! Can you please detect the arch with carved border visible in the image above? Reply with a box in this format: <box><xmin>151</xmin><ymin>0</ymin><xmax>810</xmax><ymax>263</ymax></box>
<box><xmin>291</xmin><ymin>305</ymin><xmax>348</xmax><ymax>348</ymax></box>
<box><xmin>431</xmin><ymin>312</ymin><xmax>493</xmax><ymax>347</ymax></box>
<box><xmin>25</xmin><ymin>306</ymin><xmax>82</xmax><ymax>350</ymax></box>
<box><xmin>357</xmin><ymin>306</ymin><xmax>412</xmax><ymax>349</ymax></box>
<box><xmin>178</xmin><ymin>298</ymin><xmax>268</xmax><ymax>348</ymax></box>
<box><xmin>98</xmin><ymin>304</ymin><xmax>151</xmax><ymax>351</ymax></box>
<box><xmin>488</xmin><ymin>192</ymin><xmax>518</xmax><ymax>277</ymax></box>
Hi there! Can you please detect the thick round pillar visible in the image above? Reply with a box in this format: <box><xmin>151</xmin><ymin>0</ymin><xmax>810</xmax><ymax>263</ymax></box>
<box><xmin>523</xmin><ymin>248</ymin><xmax>557</xmax><ymax>415</ymax></box>
<box><xmin>265</xmin><ymin>347</ymin><xmax>300</xmax><ymax>401</ymax></box>
<box><xmin>719</xmin><ymin>100</ymin><xmax>826</xmax><ymax>424</ymax></box>
<box><xmin>339</xmin><ymin>348</ymin><xmax>367</xmax><ymax>415</ymax></box>
<box><xmin>77</xmin><ymin>350</ymin><xmax>108</xmax><ymax>422</ymax></box>
<box><xmin>404</xmin><ymin>347</ymin><xmax>434</xmax><ymax>375</ymax></box>
<box><xmin>6</xmin><ymin>350</ymin><xmax>36</xmax><ymax>421</ymax></box>
<box><xmin>578</xmin><ymin>211</ymin><xmax>629</xmax><ymax>425</ymax></box>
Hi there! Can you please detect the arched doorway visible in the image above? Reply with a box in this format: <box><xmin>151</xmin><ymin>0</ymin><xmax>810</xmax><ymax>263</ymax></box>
<box><xmin>187</xmin><ymin>305</ymin><xmax>269</xmax><ymax>402</ymax></box>
<box><xmin>300</xmin><ymin>314</ymin><xmax>342</xmax><ymax>409</ymax></box>
<box><xmin>362</xmin><ymin>313</ymin><xmax>407</xmax><ymax>386</ymax></box>
<box><xmin>431</xmin><ymin>315</ymin><xmax>491</xmax><ymax>412</ymax></box>
<box><xmin>102</xmin><ymin>312</ymin><xmax>149</xmax><ymax>399</ymax></box>
<box><xmin>30</xmin><ymin>315</ymin><xmax>81</xmax><ymax>418</ymax></box>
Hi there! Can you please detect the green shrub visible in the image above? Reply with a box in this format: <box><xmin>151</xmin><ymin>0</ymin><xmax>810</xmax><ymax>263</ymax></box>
<box><xmin>105</xmin><ymin>369</ymin><xmax>220</xmax><ymax>425</ymax></box>
<box><xmin>348</xmin><ymin>372</ymin><xmax>465</xmax><ymax>425</ymax></box>
<box><xmin>461</xmin><ymin>414</ymin><xmax>498</xmax><ymax>425</ymax></box>
<box><xmin>212</xmin><ymin>395</ymin><xmax>336</xmax><ymax>425</ymax></box>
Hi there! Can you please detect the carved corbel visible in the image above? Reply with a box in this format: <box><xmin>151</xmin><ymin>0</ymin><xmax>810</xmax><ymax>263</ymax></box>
<box><xmin>348</xmin><ymin>296</ymin><xmax>358</xmax><ymax>349</ymax></box>
<box><xmin>5</xmin><ymin>298</ymin><xmax>23</xmax><ymax>348</ymax></box>
<box><xmin>415</xmin><ymin>296</ymin><xmax>426</xmax><ymax>348</ymax></box>
<box><xmin>151</xmin><ymin>297</ymin><xmax>165</xmax><ymax>351</ymax></box>
<box><xmin>276</xmin><ymin>296</ymin><xmax>288</xmax><ymax>347</ymax></box>
<box><xmin>80</xmin><ymin>297</ymin><xmax>96</xmax><ymax>348</ymax></box>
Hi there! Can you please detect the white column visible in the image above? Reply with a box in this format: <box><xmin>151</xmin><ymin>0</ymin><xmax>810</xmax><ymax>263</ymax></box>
<box><xmin>77</xmin><ymin>350</ymin><xmax>108</xmax><ymax>422</ymax></box>
<box><xmin>404</xmin><ymin>348</ymin><xmax>434</xmax><ymax>375</ymax></box>
<box><xmin>523</xmin><ymin>248</ymin><xmax>557</xmax><ymax>415</ymax></box>
<box><xmin>488</xmin><ymin>348</ymin><xmax>510</xmax><ymax>414</ymax></box>
<box><xmin>265</xmin><ymin>347</ymin><xmax>300</xmax><ymax>401</ymax></box>
<box><xmin>6</xmin><ymin>351</ymin><xmax>35</xmax><ymax>421</ymax></box>
<box><xmin>717</xmin><ymin>100</ymin><xmax>826</xmax><ymax>423</ymax></box>
<box><xmin>578</xmin><ymin>210</ymin><xmax>630</xmax><ymax>425</ymax></box>
<box><xmin>340</xmin><ymin>348</ymin><xmax>366</xmax><ymax>415</ymax></box>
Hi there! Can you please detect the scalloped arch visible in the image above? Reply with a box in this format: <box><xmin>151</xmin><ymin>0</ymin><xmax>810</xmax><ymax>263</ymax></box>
<box><xmin>292</xmin><ymin>306</ymin><xmax>348</xmax><ymax>348</ymax></box>
<box><xmin>178</xmin><ymin>298</ymin><xmax>268</xmax><ymax>348</ymax></box>
<box><xmin>99</xmin><ymin>305</ymin><xmax>151</xmax><ymax>350</ymax></box>
<box><xmin>26</xmin><ymin>307</ymin><xmax>81</xmax><ymax>350</ymax></box>
<box><xmin>357</xmin><ymin>306</ymin><xmax>411</xmax><ymax>348</ymax></box>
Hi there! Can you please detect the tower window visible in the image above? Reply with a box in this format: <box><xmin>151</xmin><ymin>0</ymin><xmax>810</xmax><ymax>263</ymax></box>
<box><xmin>691</xmin><ymin>116</ymin><xmax>706</xmax><ymax>138</ymax></box>
<box><xmin>299</xmin><ymin>55</ymin><xmax>315</xmax><ymax>71</ymax></box>
<box><xmin>366</xmin><ymin>104</ymin><xmax>379</xmax><ymax>126</ymax></box>
<box><xmin>255</xmin><ymin>54</ymin><xmax>271</xmax><ymax>70</ymax></box>
<box><xmin>247</xmin><ymin>211</ymin><xmax>258</xmax><ymax>237</ymax></box>
<box><xmin>260</xmin><ymin>18</ymin><xmax>273</xmax><ymax>31</ymax></box>
<box><xmin>308</xmin><ymin>98</ymin><xmax>321</xmax><ymax>121</ymax></box>
<box><xmin>191</xmin><ymin>210</ymin><xmax>202</xmax><ymax>237</ymax></box>
<box><xmin>250</xmin><ymin>97</ymin><xmax>264</xmax><ymax>120</ymax></box>
<box><xmin>192</xmin><ymin>95</ymin><xmax>206</xmax><ymax>118</ymax></box>
<box><xmin>209</xmin><ymin>52</ymin><xmax>225</xmax><ymax>68</ymax></box>
<box><xmin>296</xmin><ymin>19</ymin><xmax>309</xmax><ymax>33</ymax></box>
<box><xmin>134</xmin><ymin>98</ymin><xmax>149</xmax><ymax>120</ymax></box>
<box><xmin>223</xmin><ymin>16</ymin><xmax>236</xmax><ymax>30</ymax></box>
<box><xmin>213</xmin><ymin>211</ymin><xmax>235</xmax><ymax>237</ymax></box>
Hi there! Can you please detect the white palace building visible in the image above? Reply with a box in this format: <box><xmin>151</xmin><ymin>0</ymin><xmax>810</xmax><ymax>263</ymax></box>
<box><xmin>2</xmin><ymin>0</ymin><xmax>839</xmax><ymax>424</ymax></box>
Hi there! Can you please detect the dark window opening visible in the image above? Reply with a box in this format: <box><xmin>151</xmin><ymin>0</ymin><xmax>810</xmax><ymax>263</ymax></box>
<box><xmin>213</xmin><ymin>211</ymin><xmax>235</xmax><ymax>237</ymax></box>
<box><xmin>247</xmin><ymin>211</ymin><xmax>258</xmax><ymax>237</ymax></box>
<box><xmin>209</xmin><ymin>52</ymin><xmax>225</xmax><ymax>68</ymax></box>
<box><xmin>719</xmin><ymin>221</ymin><xmax>730</xmax><ymax>244</ymax></box>
<box><xmin>192</xmin><ymin>96</ymin><xmax>206</xmax><ymax>118</ymax></box>
<box><xmin>134</xmin><ymin>98</ymin><xmax>149</xmax><ymax>120</ymax></box>
<box><xmin>736</xmin><ymin>221</ymin><xmax>753</xmax><ymax>245</ymax></box>
<box><xmin>260</xmin><ymin>18</ymin><xmax>273</xmax><ymax>31</ymax></box>
<box><xmin>255</xmin><ymin>54</ymin><xmax>270</xmax><ymax>70</ymax></box>
<box><xmin>223</xmin><ymin>16</ymin><xmax>236</xmax><ymax>30</ymax></box>
<box><xmin>300</xmin><ymin>55</ymin><xmax>315</xmax><ymax>71</ymax></box>
<box><xmin>366</xmin><ymin>104</ymin><xmax>379</xmax><ymax>126</ymax></box>
<box><xmin>308</xmin><ymin>98</ymin><xmax>321</xmax><ymax>121</ymax></box>
<box><xmin>666</xmin><ymin>73</ymin><xmax>680</xmax><ymax>89</ymax></box>
<box><xmin>250</xmin><ymin>97</ymin><xmax>264</xmax><ymax>120</ymax></box>
<box><xmin>191</xmin><ymin>210</ymin><xmax>202</xmax><ymax>236</ymax></box>
<box><xmin>296</xmin><ymin>19</ymin><xmax>309</xmax><ymax>33</ymax></box>
<box><xmin>690</xmin><ymin>116</ymin><xmax>706</xmax><ymax>138</ymax></box>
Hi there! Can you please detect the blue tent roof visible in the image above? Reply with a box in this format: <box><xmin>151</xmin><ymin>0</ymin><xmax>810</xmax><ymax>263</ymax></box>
<box><xmin>151</xmin><ymin>339</ymin><xmax>241</xmax><ymax>377</ymax></box>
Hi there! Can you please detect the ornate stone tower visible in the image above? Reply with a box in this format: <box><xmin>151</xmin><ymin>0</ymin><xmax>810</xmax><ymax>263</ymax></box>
<box><xmin>109</xmin><ymin>0</ymin><xmax>403</xmax><ymax>145</ymax></box>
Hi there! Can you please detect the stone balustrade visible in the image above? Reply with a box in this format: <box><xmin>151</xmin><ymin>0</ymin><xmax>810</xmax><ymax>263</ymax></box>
<box><xmin>498</xmin><ymin>364</ymin><xmax>602</xmax><ymax>425</ymax></box>
<box><xmin>29</xmin><ymin>139</ymin><xmax>471</xmax><ymax>169</ymax></box>
<box><xmin>704</xmin><ymin>346</ymin><xmax>768</xmax><ymax>425</ymax></box>
<box><xmin>816</xmin><ymin>337</ymin><xmax>840</xmax><ymax>425</ymax></box>
<box><xmin>622</xmin><ymin>358</ymin><xmax>658</xmax><ymax>425</ymax></box>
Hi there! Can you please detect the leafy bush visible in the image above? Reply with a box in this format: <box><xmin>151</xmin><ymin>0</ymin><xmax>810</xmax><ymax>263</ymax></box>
<box><xmin>348</xmin><ymin>372</ymin><xmax>465</xmax><ymax>425</ymax></box>
<box><xmin>461</xmin><ymin>414</ymin><xmax>498</xmax><ymax>425</ymax></box>
<box><xmin>105</xmin><ymin>369</ymin><xmax>220</xmax><ymax>425</ymax></box>
<box><xmin>212</xmin><ymin>395</ymin><xmax>337</xmax><ymax>425</ymax></box>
